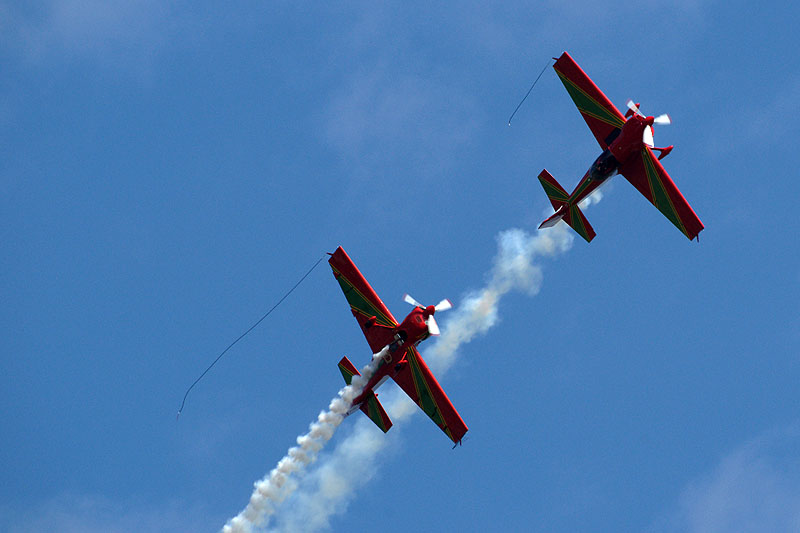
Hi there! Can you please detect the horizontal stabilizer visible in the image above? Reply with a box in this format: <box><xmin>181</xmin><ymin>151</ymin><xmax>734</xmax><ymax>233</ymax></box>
<box><xmin>337</xmin><ymin>356</ymin><xmax>393</xmax><ymax>433</ymax></box>
<box><xmin>538</xmin><ymin>169</ymin><xmax>570</xmax><ymax>210</ymax></box>
<box><xmin>337</xmin><ymin>356</ymin><xmax>359</xmax><ymax>385</ymax></box>
<box><xmin>536</xmin><ymin>169</ymin><xmax>596</xmax><ymax>242</ymax></box>
<box><xmin>359</xmin><ymin>390</ymin><xmax>393</xmax><ymax>433</ymax></box>
<box><xmin>562</xmin><ymin>203</ymin><xmax>596</xmax><ymax>242</ymax></box>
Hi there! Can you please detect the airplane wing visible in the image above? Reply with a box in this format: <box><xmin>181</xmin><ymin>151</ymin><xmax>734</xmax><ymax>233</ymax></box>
<box><xmin>553</xmin><ymin>51</ymin><xmax>627</xmax><ymax>149</ymax></box>
<box><xmin>618</xmin><ymin>147</ymin><xmax>704</xmax><ymax>240</ymax></box>
<box><xmin>329</xmin><ymin>246</ymin><xmax>399</xmax><ymax>354</ymax></box>
<box><xmin>392</xmin><ymin>346</ymin><xmax>468</xmax><ymax>444</ymax></box>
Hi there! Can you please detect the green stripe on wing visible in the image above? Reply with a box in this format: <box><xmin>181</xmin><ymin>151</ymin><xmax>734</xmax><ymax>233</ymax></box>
<box><xmin>332</xmin><ymin>266</ymin><xmax>397</xmax><ymax>327</ymax></box>
<box><xmin>641</xmin><ymin>149</ymin><xmax>688</xmax><ymax>237</ymax></box>
<box><xmin>556</xmin><ymin>71</ymin><xmax>626</xmax><ymax>129</ymax></box>
<box><xmin>405</xmin><ymin>347</ymin><xmax>453</xmax><ymax>441</ymax></box>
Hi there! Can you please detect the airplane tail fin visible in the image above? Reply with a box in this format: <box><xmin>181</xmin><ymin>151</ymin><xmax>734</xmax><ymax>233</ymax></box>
<box><xmin>338</xmin><ymin>356</ymin><xmax>393</xmax><ymax>433</ymax></box>
<box><xmin>537</xmin><ymin>169</ymin><xmax>596</xmax><ymax>242</ymax></box>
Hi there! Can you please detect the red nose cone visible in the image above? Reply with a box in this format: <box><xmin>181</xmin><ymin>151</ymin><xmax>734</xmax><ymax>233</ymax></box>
<box><xmin>424</xmin><ymin>305</ymin><xmax>436</xmax><ymax>317</ymax></box>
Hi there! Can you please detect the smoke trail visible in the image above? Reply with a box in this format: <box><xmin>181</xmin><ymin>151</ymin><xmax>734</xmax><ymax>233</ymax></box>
<box><xmin>272</xmin><ymin>220</ymin><xmax>581</xmax><ymax>532</ymax></box>
<box><xmin>221</xmin><ymin>348</ymin><xmax>387</xmax><ymax>533</ymax></box>
<box><xmin>426</xmin><ymin>223</ymin><xmax>574</xmax><ymax>374</ymax></box>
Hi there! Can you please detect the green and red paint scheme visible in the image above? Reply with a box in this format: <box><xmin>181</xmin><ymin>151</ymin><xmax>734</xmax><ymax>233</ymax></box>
<box><xmin>537</xmin><ymin>51</ymin><xmax>704</xmax><ymax>242</ymax></box>
<box><xmin>329</xmin><ymin>246</ymin><xmax>468</xmax><ymax>445</ymax></box>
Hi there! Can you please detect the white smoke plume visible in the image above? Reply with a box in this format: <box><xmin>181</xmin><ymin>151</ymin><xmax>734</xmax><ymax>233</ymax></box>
<box><xmin>221</xmin><ymin>348</ymin><xmax>387</xmax><ymax>533</ymax></box>
<box><xmin>271</xmin><ymin>220</ymin><xmax>580</xmax><ymax>532</ymax></box>
<box><xmin>426</xmin><ymin>223</ymin><xmax>574</xmax><ymax>375</ymax></box>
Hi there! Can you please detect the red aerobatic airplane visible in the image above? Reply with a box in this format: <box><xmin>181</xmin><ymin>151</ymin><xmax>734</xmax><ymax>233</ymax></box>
<box><xmin>537</xmin><ymin>51</ymin><xmax>704</xmax><ymax>242</ymax></box>
<box><xmin>328</xmin><ymin>246</ymin><xmax>468</xmax><ymax>446</ymax></box>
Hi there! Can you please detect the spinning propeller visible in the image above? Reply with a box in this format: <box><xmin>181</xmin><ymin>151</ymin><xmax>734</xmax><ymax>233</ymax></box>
<box><xmin>626</xmin><ymin>100</ymin><xmax>671</xmax><ymax>148</ymax></box>
<box><xmin>403</xmin><ymin>294</ymin><xmax>452</xmax><ymax>336</ymax></box>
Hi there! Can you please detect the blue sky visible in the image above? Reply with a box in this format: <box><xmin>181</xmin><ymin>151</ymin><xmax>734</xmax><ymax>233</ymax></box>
<box><xmin>2</xmin><ymin>2</ymin><xmax>799</xmax><ymax>532</ymax></box>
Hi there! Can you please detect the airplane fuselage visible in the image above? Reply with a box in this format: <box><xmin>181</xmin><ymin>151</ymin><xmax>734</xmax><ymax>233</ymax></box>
<box><xmin>566</xmin><ymin>114</ymin><xmax>655</xmax><ymax>207</ymax></box>
<box><xmin>350</xmin><ymin>305</ymin><xmax>435</xmax><ymax>406</ymax></box>
<box><xmin>393</xmin><ymin>305</ymin><xmax>435</xmax><ymax>349</ymax></box>
<box><xmin>608</xmin><ymin>113</ymin><xmax>652</xmax><ymax>163</ymax></box>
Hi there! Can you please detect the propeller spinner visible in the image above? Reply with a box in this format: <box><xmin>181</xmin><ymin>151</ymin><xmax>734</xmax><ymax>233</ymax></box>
<box><xmin>403</xmin><ymin>294</ymin><xmax>452</xmax><ymax>336</ymax></box>
<box><xmin>626</xmin><ymin>100</ymin><xmax>671</xmax><ymax>147</ymax></box>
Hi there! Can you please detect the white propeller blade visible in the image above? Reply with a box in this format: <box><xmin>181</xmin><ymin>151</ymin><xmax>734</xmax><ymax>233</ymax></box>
<box><xmin>653</xmin><ymin>113</ymin><xmax>671</xmax><ymax>125</ymax></box>
<box><xmin>626</xmin><ymin>99</ymin><xmax>643</xmax><ymax>117</ymax></box>
<box><xmin>403</xmin><ymin>293</ymin><xmax>422</xmax><ymax>308</ymax></box>
<box><xmin>426</xmin><ymin>315</ymin><xmax>440</xmax><ymax>336</ymax></box>
<box><xmin>643</xmin><ymin>125</ymin><xmax>654</xmax><ymax>148</ymax></box>
<box><xmin>434</xmin><ymin>299</ymin><xmax>452</xmax><ymax>312</ymax></box>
